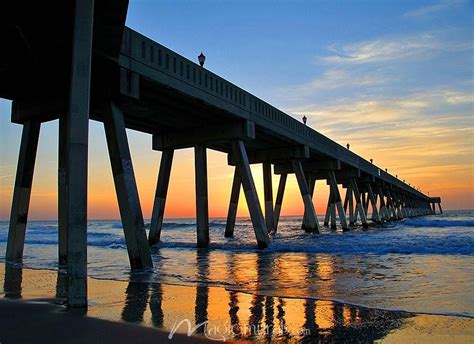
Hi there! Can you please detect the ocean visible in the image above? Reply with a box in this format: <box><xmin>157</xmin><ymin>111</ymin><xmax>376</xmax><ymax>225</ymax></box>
<box><xmin>1</xmin><ymin>210</ymin><xmax>473</xmax><ymax>318</ymax></box>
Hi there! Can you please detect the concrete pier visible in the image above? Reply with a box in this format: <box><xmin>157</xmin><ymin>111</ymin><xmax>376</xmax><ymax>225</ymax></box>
<box><xmin>1</xmin><ymin>0</ymin><xmax>441</xmax><ymax>308</ymax></box>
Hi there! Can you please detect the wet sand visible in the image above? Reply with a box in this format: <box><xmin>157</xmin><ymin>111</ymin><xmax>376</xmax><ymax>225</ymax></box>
<box><xmin>0</xmin><ymin>263</ymin><xmax>473</xmax><ymax>343</ymax></box>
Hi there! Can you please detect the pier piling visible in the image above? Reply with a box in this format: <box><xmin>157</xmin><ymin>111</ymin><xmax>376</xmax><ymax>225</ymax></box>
<box><xmin>149</xmin><ymin>149</ymin><xmax>174</xmax><ymax>245</ymax></box>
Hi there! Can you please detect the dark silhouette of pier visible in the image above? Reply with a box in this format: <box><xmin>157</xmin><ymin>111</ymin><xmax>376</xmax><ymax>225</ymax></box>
<box><xmin>1</xmin><ymin>0</ymin><xmax>442</xmax><ymax>307</ymax></box>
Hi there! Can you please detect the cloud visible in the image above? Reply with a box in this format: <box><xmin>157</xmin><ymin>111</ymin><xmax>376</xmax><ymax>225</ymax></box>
<box><xmin>320</xmin><ymin>32</ymin><xmax>470</xmax><ymax>65</ymax></box>
<box><xmin>279</xmin><ymin>69</ymin><xmax>387</xmax><ymax>99</ymax></box>
<box><xmin>403</xmin><ymin>0</ymin><xmax>466</xmax><ymax>18</ymax></box>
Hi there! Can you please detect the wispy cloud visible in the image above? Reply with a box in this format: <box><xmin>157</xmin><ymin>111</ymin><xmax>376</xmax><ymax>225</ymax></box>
<box><xmin>403</xmin><ymin>0</ymin><xmax>466</xmax><ymax>18</ymax></box>
<box><xmin>320</xmin><ymin>32</ymin><xmax>470</xmax><ymax>65</ymax></box>
<box><xmin>279</xmin><ymin>69</ymin><xmax>387</xmax><ymax>99</ymax></box>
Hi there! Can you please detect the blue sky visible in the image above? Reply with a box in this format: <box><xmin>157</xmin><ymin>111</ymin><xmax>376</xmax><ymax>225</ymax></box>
<box><xmin>0</xmin><ymin>0</ymin><xmax>472</xmax><ymax>220</ymax></box>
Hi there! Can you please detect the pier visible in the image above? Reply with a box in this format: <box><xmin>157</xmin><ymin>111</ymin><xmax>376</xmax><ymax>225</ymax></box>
<box><xmin>1</xmin><ymin>0</ymin><xmax>441</xmax><ymax>307</ymax></box>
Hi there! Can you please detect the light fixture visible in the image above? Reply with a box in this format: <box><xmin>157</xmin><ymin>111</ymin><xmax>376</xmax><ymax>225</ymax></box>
<box><xmin>302</xmin><ymin>115</ymin><xmax>307</xmax><ymax>125</ymax></box>
<box><xmin>198</xmin><ymin>52</ymin><xmax>206</xmax><ymax>67</ymax></box>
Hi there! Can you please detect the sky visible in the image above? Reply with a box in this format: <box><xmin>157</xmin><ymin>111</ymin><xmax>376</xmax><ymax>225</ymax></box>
<box><xmin>0</xmin><ymin>0</ymin><xmax>473</xmax><ymax>220</ymax></box>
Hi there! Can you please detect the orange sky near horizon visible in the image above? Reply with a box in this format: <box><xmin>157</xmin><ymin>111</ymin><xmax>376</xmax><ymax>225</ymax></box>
<box><xmin>0</xmin><ymin>113</ymin><xmax>472</xmax><ymax>221</ymax></box>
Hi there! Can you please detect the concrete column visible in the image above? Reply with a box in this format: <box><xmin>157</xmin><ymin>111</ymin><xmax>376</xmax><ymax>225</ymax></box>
<box><xmin>149</xmin><ymin>149</ymin><xmax>174</xmax><ymax>246</ymax></box>
<box><xmin>400</xmin><ymin>194</ymin><xmax>408</xmax><ymax>218</ymax></box>
<box><xmin>262</xmin><ymin>163</ymin><xmax>274</xmax><ymax>232</ymax></box>
<box><xmin>438</xmin><ymin>202</ymin><xmax>443</xmax><ymax>214</ymax></box>
<box><xmin>104</xmin><ymin>102</ymin><xmax>153</xmax><ymax>269</ymax></box>
<box><xmin>347</xmin><ymin>186</ymin><xmax>355</xmax><ymax>225</ymax></box>
<box><xmin>351</xmin><ymin>178</ymin><xmax>368</xmax><ymax>228</ymax></box>
<box><xmin>366</xmin><ymin>184</ymin><xmax>381</xmax><ymax>223</ymax></box>
<box><xmin>329</xmin><ymin>193</ymin><xmax>337</xmax><ymax>230</ymax></box>
<box><xmin>232</xmin><ymin>140</ymin><xmax>269</xmax><ymax>248</ymax></box>
<box><xmin>225</xmin><ymin>167</ymin><xmax>241</xmax><ymax>237</ymax></box>
<box><xmin>292</xmin><ymin>160</ymin><xmax>319</xmax><ymax>233</ymax></box>
<box><xmin>324</xmin><ymin>189</ymin><xmax>332</xmax><ymax>227</ymax></box>
<box><xmin>378</xmin><ymin>187</ymin><xmax>390</xmax><ymax>221</ymax></box>
<box><xmin>6</xmin><ymin>120</ymin><xmax>41</xmax><ymax>261</ymax></box>
<box><xmin>273</xmin><ymin>173</ymin><xmax>287</xmax><ymax>232</ymax></box>
<box><xmin>194</xmin><ymin>145</ymin><xmax>209</xmax><ymax>248</ymax></box>
<box><xmin>58</xmin><ymin>115</ymin><xmax>67</xmax><ymax>266</ymax></box>
<box><xmin>66</xmin><ymin>0</ymin><xmax>94</xmax><ymax>308</ymax></box>
<box><xmin>343</xmin><ymin>186</ymin><xmax>350</xmax><ymax>213</ymax></box>
<box><xmin>386</xmin><ymin>190</ymin><xmax>398</xmax><ymax>219</ymax></box>
<box><xmin>301</xmin><ymin>174</ymin><xmax>316</xmax><ymax>231</ymax></box>
<box><xmin>362</xmin><ymin>192</ymin><xmax>369</xmax><ymax>218</ymax></box>
<box><xmin>432</xmin><ymin>203</ymin><xmax>436</xmax><ymax>214</ymax></box>
<box><xmin>328</xmin><ymin>171</ymin><xmax>348</xmax><ymax>231</ymax></box>
<box><xmin>393</xmin><ymin>192</ymin><xmax>403</xmax><ymax>219</ymax></box>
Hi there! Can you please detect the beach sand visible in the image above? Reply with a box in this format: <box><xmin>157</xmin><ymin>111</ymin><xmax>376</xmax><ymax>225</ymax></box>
<box><xmin>0</xmin><ymin>263</ymin><xmax>472</xmax><ymax>343</ymax></box>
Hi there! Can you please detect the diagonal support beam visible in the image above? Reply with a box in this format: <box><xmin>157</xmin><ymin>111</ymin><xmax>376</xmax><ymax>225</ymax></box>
<box><xmin>346</xmin><ymin>186</ymin><xmax>355</xmax><ymax>225</ymax></box>
<box><xmin>386</xmin><ymin>189</ymin><xmax>398</xmax><ymax>219</ymax></box>
<box><xmin>351</xmin><ymin>178</ymin><xmax>368</xmax><ymax>228</ymax></box>
<box><xmin>149</xmin><ymin>149</ymin><xmax>174</xmax><ymax>246</ymax></box>
<box><xmin>324</xmin><ymin>188</ymin><xmax>333</xmax><ymax>227</ymax></box>
<box><xmin>301</xmin><ymin>174</ymin><xmax>316</xmax><ymax>231</ymax></box>
<box><xmin>273</xmin><ymin>173</ymin><xmax>287</xmax><ymax>232</ymax></box>
<box><xmin>104</xmin><ymin>102</ymin><xmax>153</xmax><ymax>269</ymax></box>
<box><xmin>377</xmin><ymin>186</ymin><xmax>390</xmax><ymax>221</ymax></box>
<box><xmin>225</xmin><ymin>167</ymin><xmax>241</xmax><ymax>237</ymax></box>
<box><xmin>366</xmin><ymin>183</ymin><xmax>381</xmax><ymax>223</ymax></box>
<box><xmin>328</xmin><ymin>171</ymin><xmax>348</xmax><ymax>231</ymax></box>
<box><xmin>292</xmin><ymin>160</ymin><xmax>320</xmax><ymax>233</ymax></box>
<box><xmin>232</xmin><ymin>140</ymin><xmax>269</xmax><ymax>248</ymax></box>
<box><xmin>6</xmin><ymin>120</ymin><xmax>41</xmax><ymax>261</ymax></box>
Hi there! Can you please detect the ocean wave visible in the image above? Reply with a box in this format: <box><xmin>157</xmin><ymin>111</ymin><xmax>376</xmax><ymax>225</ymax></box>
<box><xmin>403</xmin><ymin>219</ymin><xmax>474</xmax><ymax>227</ymax></box>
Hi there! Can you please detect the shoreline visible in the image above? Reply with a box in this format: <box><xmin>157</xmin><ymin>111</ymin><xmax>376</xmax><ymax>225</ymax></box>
<box><xmin>1</xmin><ymin>263</ymin><xmax>473</xmax><ymax>343</ymax></box>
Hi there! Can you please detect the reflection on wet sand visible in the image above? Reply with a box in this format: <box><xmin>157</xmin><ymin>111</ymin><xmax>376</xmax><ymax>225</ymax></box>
<box><xmin>3</xmin><ymin>258</ymin><xmax>410</xmax><ymax>342</ymax></box>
